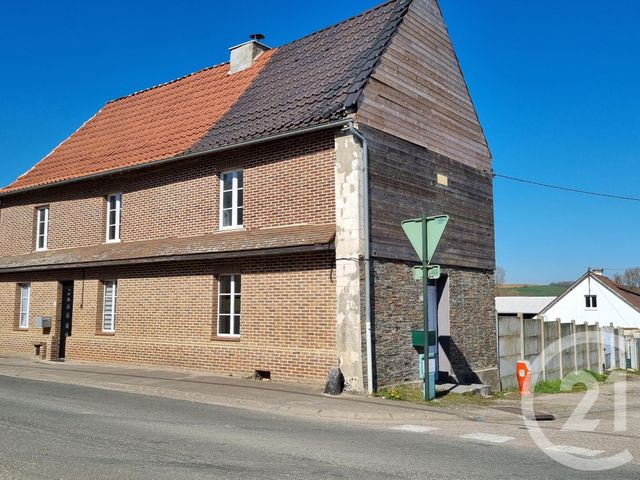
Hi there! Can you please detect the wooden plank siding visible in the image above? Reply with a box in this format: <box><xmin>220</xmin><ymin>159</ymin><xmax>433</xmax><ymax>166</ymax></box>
<box><xmin>357</xmin><ymin>0</ymin><xmax>491</xmax><ymax>171</ymax></box>
<box><xmin>362</xmin><ymin>125</ymin><xmax>495</xmax><ymax>271</ymax></box>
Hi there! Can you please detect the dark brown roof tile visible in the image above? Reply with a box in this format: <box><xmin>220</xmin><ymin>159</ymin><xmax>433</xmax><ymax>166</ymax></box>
<box><xmin>597</xmin><ymin>275</ymin><xmax>640</xmax><ymax>312</ymax></box>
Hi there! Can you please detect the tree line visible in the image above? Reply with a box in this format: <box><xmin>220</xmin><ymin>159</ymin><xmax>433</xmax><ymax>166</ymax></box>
<box><xmin>614</xmin><ymin>267</ymin><xmax>640</xmax><ymax>289</ymax></box>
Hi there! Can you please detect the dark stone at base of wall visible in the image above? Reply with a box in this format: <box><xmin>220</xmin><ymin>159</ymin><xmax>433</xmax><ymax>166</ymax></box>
<box><xmin>324</xmin><ymin>368</ymin><xmax>345</xmax><ymax>395</ymax></box>
<box><xmin>370</xmin><ymin>258</ymin><xmax>497</xmax><ymax>389</ymax></box>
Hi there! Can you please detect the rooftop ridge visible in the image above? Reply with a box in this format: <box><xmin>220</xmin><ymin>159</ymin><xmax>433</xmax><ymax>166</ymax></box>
<box><xmin>104</xmin><ymin>0</ymin><xmax>404</xmax><ymax>107</ymax></box>
<box><xmin>275</xmin><ymin>0</ymin><xmax>404</xmax><ymax>50</ymax></box>
<box><xmin>104</xmin><ymin>60</ymin><xmax>232</xmax><ymax>105</ymax></box>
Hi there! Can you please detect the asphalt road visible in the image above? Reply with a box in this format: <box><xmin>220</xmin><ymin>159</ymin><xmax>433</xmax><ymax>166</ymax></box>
<box><xmin>0</xmin><ymin>376</ymin><xmax>638</xmax><ymax>480</ymax></box>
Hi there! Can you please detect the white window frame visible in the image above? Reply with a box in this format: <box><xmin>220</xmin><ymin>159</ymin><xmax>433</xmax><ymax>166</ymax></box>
<box><xmin>19</xmin><ymin>283</ymin><xmax>31</xmax><ymax>329</ymax></box>
<box><xmin>102</xmin><ymin>280</ymin><xmax>117</xmax><ymax>332</ymax></box>
<box><xmin>219</xmin><ymin>170</ymin><xmax>243</xmax><ymax>230</ymax></box>
<box><xmin>217</xmin><ymin>274</ymin><xmax>241</xmax><ymax>337</ymax></box>
<box><xmin>36</xmin><ymin>206</ymin><xmax>49</xmax><ymax>251</ymax></box>
<box><xmin>106</xmin><ymin>193</ymin><xmax>122</xmax><ymax>243</ymax></box>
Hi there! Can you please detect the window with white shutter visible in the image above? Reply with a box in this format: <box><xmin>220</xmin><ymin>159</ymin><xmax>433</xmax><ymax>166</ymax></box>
<box><xmin>102</xmin><ymin>280</ymin><xmax>117</xmax><ymax>332</ymax></box>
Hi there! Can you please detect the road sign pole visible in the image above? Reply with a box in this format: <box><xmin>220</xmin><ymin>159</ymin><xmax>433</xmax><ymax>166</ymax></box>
<box><xmin>421</xmin><ymin>212</ymin><xmax>432</xmax><ymax>401</ymax></box>
<box><xmin>401</xmin><ymin>214</ymin><xmax>447</xmax><ymax>402</ymax></box>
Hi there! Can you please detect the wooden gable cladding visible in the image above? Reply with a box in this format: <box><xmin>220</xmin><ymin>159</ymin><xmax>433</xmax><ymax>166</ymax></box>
<box><xmin>363</xmin><ymin>125</ymin><xmax>495</xmax><ymax>271</ymax></box>
<box><xmin>357</xmin><ymin>0</ymin><xmax>491</xmax><ymax>171</ymax></box>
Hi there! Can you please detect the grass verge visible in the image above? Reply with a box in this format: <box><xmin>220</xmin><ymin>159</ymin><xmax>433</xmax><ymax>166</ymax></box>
<box><xmin>375</xmin><ymin>369</ymin><xmax>611</xmax><ymax>406</ymax></box>
<box><xmin>534</xmin><ymin>370</ymin><xmax>608</xmax><ymax>394</ymax></box>
<box><xmin>375</xmin><ymin>384</ymin><xmax>494</xmax><ymax>407</ymax></box>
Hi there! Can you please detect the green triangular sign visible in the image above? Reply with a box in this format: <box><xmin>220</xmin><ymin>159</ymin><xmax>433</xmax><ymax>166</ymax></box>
<box><xmin>401</xmin><ymin>215</ymin><xmax>449</xmax><ymax>263</ymax></box>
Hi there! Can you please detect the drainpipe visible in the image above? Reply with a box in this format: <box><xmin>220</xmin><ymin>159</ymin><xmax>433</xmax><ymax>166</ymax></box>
<box><xmin>347</xmin><ymin>123</ymin><xmax>374</xmax><ymax>395</ymax></box>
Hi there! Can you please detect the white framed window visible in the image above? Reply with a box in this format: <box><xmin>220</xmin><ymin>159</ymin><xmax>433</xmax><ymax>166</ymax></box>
<box><xmin>106</xmin><ymin>193</ymin><xmax>122</xmax><ymax>242</ymax></box>
<box><xmin>219</xmin><ymin>171</ymin><xmax>243</xmax><ymax>229</ymax></box>
<box><xmin>585</xmin><ymin>295</ymin><xmax>597</xmax><ymax>309</ymax></box>
<box><xmin>19</xmin><ymin>283</ymin><xmax>31</xmax><ymax>329</ymax></box>
<box><xmin>102</xmin><ymin>280</ymin><xmax>117</xmax><ymax>332</ymax></box>
<box><xmin>36</xmin><ymin>206</ymin><xmax>49</xmax><ymax>251</ymax></box>
<box><xmin>217</xmin><ymin>275</ymin><xmax>241</xmax><ymax>336</ymax></box>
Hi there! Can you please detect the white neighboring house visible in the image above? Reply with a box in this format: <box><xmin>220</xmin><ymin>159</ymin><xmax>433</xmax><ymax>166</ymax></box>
<box><xmin>539</xmin><ymin>270</ymin><xmax>640</xmax><ymax>329</ymax></box>
<box><xmin>495</xmin><ymin>296</ymin><xmax>556</xmax><ymax>318</ymax></box>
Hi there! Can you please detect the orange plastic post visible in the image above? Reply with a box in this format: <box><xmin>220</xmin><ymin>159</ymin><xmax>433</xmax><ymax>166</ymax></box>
<box><xmin>516</xmin><ymin>360</ymin><xmax>531</xmax><ymax>397</ymax></box>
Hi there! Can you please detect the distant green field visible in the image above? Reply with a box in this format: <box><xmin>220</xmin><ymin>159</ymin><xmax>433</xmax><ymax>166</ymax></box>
<box><xmin>497</xmin><ymin>285</ymin><xmax>569</xmax><ymax>297</ymax></box>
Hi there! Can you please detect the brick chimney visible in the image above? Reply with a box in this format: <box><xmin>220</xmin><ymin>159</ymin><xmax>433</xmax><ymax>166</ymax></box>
<box><xmin>229</xmin><ymin>34</ymin><xmax>270</xmax><ymax>74</ymax></box>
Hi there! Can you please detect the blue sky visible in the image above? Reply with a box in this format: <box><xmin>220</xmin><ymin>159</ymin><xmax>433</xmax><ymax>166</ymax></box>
<box><xmin>0</xmin><ymin>0</ymin><xmax>638</xmax><ymax>284</ymax></box>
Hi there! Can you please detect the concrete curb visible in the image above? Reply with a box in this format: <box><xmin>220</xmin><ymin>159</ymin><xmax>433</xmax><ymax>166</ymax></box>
<box><xmin>0</xmin><ymin>357</ymin><xmax>468</xmax><ymax>424</ymax></box>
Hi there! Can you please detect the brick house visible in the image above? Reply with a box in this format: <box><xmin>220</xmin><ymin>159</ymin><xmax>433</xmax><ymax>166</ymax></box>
<box><xmin>0</xmin><ymin>0</ymin><xmax>498</xmax><ymax>391</ymax></box>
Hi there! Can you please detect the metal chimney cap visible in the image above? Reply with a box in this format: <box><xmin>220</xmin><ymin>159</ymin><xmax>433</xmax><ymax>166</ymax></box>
<box><xmin>250</xmin><ymin>33</ymin><xmax>265</xmax><ymax>41</ymax></box>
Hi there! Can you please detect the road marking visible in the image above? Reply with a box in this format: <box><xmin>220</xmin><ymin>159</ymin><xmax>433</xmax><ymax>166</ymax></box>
<box><xmin>460</xmin><ymin>433</ymin><xmax>514</xmax><ymax>444</ymax></box>
<box><xmin>390</xmin><ymin>425</ymin><xmax>439</xmax><ymax>433</ymax></box>
<box><xmin>545</xmin><ymin>445</ymin><xmax>604</xmax><ymax>457</ymax></box>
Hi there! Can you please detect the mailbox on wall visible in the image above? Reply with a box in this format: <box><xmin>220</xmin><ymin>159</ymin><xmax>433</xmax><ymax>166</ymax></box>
<box><xmin>35</xmin><ymin>316</ymin><xmax>52</xmax><ymax>329</ymax></box>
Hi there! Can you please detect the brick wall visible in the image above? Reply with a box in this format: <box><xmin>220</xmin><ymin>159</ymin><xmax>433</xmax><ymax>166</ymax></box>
<box><xmin>371</xmin><ymin>258</ymin><xmax>497</xmax><ymax>388</ymax></box>
<box><xmin>0</xmin><ymin>253</ymin><xmax>337</xmax><ymax>382</ymax></box>
<box><xmin>0</xmin><ymin>270</ymin><xmax>65</xmax><ymax>360</ymax></box>
<box><xmin>0</xmin><ymin>130</ymin><xmax>336</xmax><ymax>256</ymax></box>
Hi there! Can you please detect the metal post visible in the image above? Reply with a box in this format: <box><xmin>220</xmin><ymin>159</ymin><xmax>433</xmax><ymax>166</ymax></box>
<box><xmin>422</xmin><ymin>212</ymin><xmax>432</xmax><ymax>401</ymax></box>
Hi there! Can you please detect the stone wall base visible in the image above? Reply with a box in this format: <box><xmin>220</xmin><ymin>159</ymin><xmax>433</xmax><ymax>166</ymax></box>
<box><xmin>371</xmin><ymin>259</ymin><xmax>497</xmax><ymax>389</ymax></box>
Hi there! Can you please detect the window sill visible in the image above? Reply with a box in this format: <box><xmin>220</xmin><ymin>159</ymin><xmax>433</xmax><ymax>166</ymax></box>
<box><xmin>96</xmin><ymin>331</ymin><xmax>116</xmax><ymax>336</ymax></box>
<box><xmin>211</xmin><ymin>335</ymin><xmax>241</xmax><ymax>342</ymax></box>
<box><xmin>105</xmin><ymin>239</ymin><xmax>122</xmax><ymax>244</ymax></box>
<box><xmin>216</xmin><ymin>226</ymin><xmax>245</xmax><ymax>233</ymax></box>
<box><xmin>14</xmin><ymin>327</ymin><xmax>29</xmax><ymax>332</ymax></box>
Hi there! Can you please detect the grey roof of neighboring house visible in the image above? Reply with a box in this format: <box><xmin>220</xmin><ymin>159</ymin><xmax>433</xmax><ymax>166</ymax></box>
<box><xmin>495</xmin><ymin>296</ymin><xmax>557</xmax><ymax>315</ymax></box>
<box><xmin>188</xmin><ymin>0</ymin><xmax>412</xmax><ymax>153</ymax></box>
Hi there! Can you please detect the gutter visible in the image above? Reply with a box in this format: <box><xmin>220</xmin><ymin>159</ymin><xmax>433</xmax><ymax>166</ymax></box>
<box><xmin>347</xmin><ymin>123</ymin><xmax>374</xmax><ymax>395</ymax></box>
<box><xmin>0</xmin><ymin>119</ymin><xmax>352</xmax><ymax>198</ymax></box>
